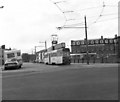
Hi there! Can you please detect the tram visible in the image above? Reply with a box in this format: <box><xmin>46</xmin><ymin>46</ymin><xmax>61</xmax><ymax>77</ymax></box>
<box><xmin>44</xmin><ymin>48</ymin><xmax>71</xmax><ymax>65</ymax></box>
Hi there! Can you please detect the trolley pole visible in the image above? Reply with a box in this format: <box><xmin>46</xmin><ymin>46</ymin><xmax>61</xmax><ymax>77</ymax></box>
<box><xmin>84</xmin><ymin>16</ymin><xmax>89</xmax><ymax>65</ymax></box>
<box><xmin>45</xmin><ymin>41</ymin><xmax>47</xmax><ymax>50</ymax></box>
<box><xmin>35</xmin><ymin>46</ymin><xmax>36</xmax><ymax>55</ymax></box>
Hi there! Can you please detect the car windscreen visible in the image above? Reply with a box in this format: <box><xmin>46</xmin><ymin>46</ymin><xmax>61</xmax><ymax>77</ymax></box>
<box><xmin>7</xmin><ymin>53</ymin><xmax>15</xmax><ymax>58</ymax></box>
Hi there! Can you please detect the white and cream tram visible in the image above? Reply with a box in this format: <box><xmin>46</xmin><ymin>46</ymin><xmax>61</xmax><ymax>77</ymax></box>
<box><xmin>44</xmin><ymin>48</ymin><xmax>71</xmax><ymax>65</ymax></box>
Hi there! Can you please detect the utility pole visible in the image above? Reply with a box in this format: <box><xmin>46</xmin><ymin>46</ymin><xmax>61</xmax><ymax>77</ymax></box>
<box><xmin>45</xmin><ymin>41</ymin><xmax>47</xmax><ymax>50</ymax></box>
<box><xmin>84</xmin><ymin>16</ymin><xmax>89</xmax><ymax>65</ymax></box>
<box><xmin>35</xmin><ymin>46</ymin><xmax>36</xmax><ymax>55</ymax></box>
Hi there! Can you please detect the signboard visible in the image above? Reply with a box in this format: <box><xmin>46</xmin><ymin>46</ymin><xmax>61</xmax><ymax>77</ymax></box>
<box><xmin>54</xmin><ymin>43</ymin><xmax>65</xmax><ymax>50</ymax></box>
<box><xmin>52</xmin><ymin>41</ymin><xmax>58</xmax><ymax>45</ymax></box>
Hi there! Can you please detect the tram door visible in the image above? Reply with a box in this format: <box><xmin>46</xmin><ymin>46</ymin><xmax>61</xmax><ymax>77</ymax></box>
<box><xmin>48</xmin><ymin>54</ymin><xmax>51</xmax><ymax>64</ymax></box>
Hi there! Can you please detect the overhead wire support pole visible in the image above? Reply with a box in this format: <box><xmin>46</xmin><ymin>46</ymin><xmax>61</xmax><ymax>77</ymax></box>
<box><xmin>62</xmin><ymin>26</ymin><xmax>85</xmax><ymax>28</ymax></box>
<box><xmin>84</xmin><ymin>16</ymin><xmax>89</xmax><ymax>65</ymax></box>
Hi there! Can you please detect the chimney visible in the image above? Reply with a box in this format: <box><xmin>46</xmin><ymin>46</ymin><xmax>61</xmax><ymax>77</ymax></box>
<box><xmin>115</xmin><ymin>34</ymin><xmax>117</xmax><ymax>38</ymax></box>
<box><xmin>101</xmin><ymin>36</ymin><xmax>103</xmax><ymax>39</ymax></box>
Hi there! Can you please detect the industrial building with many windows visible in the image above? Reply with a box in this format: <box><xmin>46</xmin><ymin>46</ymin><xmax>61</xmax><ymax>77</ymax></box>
<box><xmin>71</xmin><ymin>35</ymin><xmax>119</xmax><ymax>63</ymax></box>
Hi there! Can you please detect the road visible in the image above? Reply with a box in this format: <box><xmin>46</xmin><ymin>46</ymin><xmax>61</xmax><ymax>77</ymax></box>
<box><xmin>1</xmin><ymin>63</ymin><xmax>118</xmax><ymax>100</ymax></box>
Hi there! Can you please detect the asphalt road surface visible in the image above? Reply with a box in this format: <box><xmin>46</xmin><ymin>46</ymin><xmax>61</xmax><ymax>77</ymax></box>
<box><xmin>1</xmin><ymin>63</ymin><xmax>118</xmax><ymax>100</ymax></box>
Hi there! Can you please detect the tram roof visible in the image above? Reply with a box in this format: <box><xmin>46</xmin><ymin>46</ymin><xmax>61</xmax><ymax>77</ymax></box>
<box><xmin>4</xmin><ymin>50</ymin><xmax>21</xmax><ymax>53</ymax></box>
<box><xmin>45</xmin><ymin>48</ymin><xmax>70</xmax><ymax>54</ymax></box>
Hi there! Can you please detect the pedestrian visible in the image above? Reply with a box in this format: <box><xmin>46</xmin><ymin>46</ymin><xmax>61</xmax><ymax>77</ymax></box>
<box><xmin>82</xmin><ymin>57</ymin><xmax>84</xmax><ymax>63</ymax></box>
<box><xmin>93</xmin><ymin>56</ymin><xmax>96</xmax><ymax>63</ymax></box>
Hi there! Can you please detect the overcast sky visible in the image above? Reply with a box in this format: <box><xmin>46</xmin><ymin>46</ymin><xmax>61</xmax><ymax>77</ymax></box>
<box><xmin>0</xmin><ymin>0</ymin><xmax>119</xmax><ymax>53</ymax></box>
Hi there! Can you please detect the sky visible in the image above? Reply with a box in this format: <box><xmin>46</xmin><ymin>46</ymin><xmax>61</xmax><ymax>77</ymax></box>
<box><xmin>0</xmin><ymin>0</ymin><xmax>119</xmax><ymax>54</ymax></box>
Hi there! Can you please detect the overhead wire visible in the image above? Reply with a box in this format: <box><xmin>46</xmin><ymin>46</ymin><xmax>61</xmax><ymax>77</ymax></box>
<box><xmin>77</xmin><ymin>6</ymin><xmax>102</xmax><ymax>12</ymax></box>
<box><xmin>62</xmin><ymin>1</ymin><xmax>105</xmax><ymax>28</ymax></box>
<box><xmin>101</xmin><ymin>13</ymin><xmax>117</xmax><ymax>16</ymax></box>
<box><xmin>49</xmin><ymin>0</ymin><xmax>85</xmax><ymax>28</ymax></box>
<box><xmin>64</xmin><ymin>22</ymin><xmax>85</xmax><ymax>27</ymax></box>
<box><xmin>88</xmin><ymin>1</ymin><xmax>118</xmax><ymax>27</ymax></box>
<box><xmin>104</xmin><ymin>4</ymin><xmax>118</xmax><ymax>7</ymax></box>
<box><xmin>94</xmin><ymin>17</ymin><xmax>118</xmax><ymax>23</ymax></box>
<box><xmin>94</xmin><ymin>2</ymin><xmax>105</xmax><ymax>23</ymax></box>
<box><xmin>88</xmin><ymin>2</ymin><xmax>106</xmax><ymax>27</ymax></box>
<box><xmin>50</xmin><ymin>0</ymin><xmax>118</xmax><ymax>29</ymax></box>
<box><xmin>73</xmin><ymin>1</ymin><xmax>118</xmax><ymax>27</ymax></box>
<box><xmin>49</xmin><ymin>0</ymin><xmax>69</xmax><ymax>27</ymax></box>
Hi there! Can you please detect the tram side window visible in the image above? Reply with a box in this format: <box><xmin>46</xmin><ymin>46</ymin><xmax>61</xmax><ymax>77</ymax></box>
<box><xmin>51</xmin><ymin>53</ymin><xmax>57</xmax><ymax>57</ymax></box>
<box><xmin>44</xmin><ymin>54</ymin><xmax>48</xmax><ymax>58</ymax></box>
<box><xmin>7</xmin><ymin>53</ymin><xmax>15</xmax><ymax>58</ymax></box>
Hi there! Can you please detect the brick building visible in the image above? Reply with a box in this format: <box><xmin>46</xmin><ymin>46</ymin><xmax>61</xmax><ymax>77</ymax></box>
<box><xmin>71</xmin><ymin>35</ymin><xmax>119</xmax><ymax>63</ymax></box>
<box><xmin>22</xmin><ymin>53</ymin><xmax>36</xmax><ymax>62</ymax></box>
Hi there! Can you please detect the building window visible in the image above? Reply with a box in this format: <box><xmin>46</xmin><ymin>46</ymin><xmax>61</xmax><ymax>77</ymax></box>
<box><xmin>109</xmin><ymin>39</ymin><xmax>113</xmax><ymax>44</ymax></box>
<box><xmin>105</xmin><ymin>39</ymin><xmax>108</xmax><ymax>44</ymax></box>
<box><xmin>95</xmin><ymin>40</ymin><xmax>99</xmax><ymax>44</ymax></box>
<box><xmin>76</xmin><ymin>41</ymin><xmax>80</xmax><ymax>45</ymax></box>
<box><xmin>71</xmin><ymin>41</ymin><xmax>76</xmax><ymax>45</ymax></box>
<box><xmin>100</xmin><ymin>40</ymin><xmax>104</xmax><ymax>44</ymax></box>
